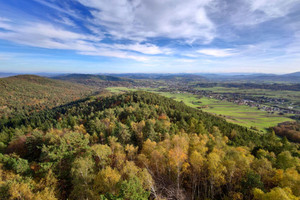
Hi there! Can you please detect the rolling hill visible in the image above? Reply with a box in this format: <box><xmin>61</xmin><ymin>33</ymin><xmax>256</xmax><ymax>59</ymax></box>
<box><xmin>107</xmin><ymin>72</ymin><xmax>300</xmax><ymax>83</ymax></box>
<box><xmin>202</xmin><ymin>72</ymin><xmax>300</xmax><ymax>82</ymax></box>
<box><xmin>108</xmin><ymin>73</ymin><xmax>207</xmax><ymax>82</ymax></box>
<box><xmin>0</xmin><ymin>91</ymin><xmax>299</xmax><ymax>199</ymax></box>
<box><xmin>53</xmin><ymin>74</ymin><xmax>134</xmax><ymax>87</ymax></box>
<box><xmin>0</xmin><ymin>75</ymin><xmax>95</xmax><ymax>117</ymax></box>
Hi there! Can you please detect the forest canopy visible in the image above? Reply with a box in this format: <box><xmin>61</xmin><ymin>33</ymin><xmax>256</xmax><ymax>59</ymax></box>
<box><xmin>0</xmin><ymin>91</ymin><xmax>299</xmax><ymax>200</ymax></box>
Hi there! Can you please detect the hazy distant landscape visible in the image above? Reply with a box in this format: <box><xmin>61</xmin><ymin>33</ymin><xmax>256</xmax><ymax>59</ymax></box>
<box><xmin>1</xmin><ymin>0</ymin><xmax>300</xmax><ymax>200</ymax></box>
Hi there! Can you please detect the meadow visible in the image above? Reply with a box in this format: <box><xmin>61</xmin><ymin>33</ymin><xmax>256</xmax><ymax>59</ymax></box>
<box><xmin>195</xmin><ymin>86</ymin><xmax>300</xmax><ymax>108</ymax></box>
<box><xmin>106</xmin><ymin>87</ymin><xmax>293</xmax><ymax>131</ymax></box>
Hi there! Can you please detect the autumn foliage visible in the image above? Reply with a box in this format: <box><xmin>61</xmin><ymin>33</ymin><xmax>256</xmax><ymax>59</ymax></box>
<box><xmin>0</xmin><ymin>91</ymin><xmax>299</xmax><ymax>199</ymax></box>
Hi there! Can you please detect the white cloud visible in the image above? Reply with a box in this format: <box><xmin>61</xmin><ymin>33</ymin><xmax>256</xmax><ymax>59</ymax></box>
<box><xmin>249</xmin><ymin>0</ymin><xmax>298</xmax><ymax>18</ymax></box>
<box><xmin>0</xmin><ymin>17</ymin><xmax>11</xmax><ymax>22</ymax></box>
<box><xmin>0</xmin><ymin>20</ymin><xmax>154</xmax><ymax>61</ymax></box>
<box><xmin>1</xmin><ymin>0</ymin><xmax>300</xmax><ymax>71</ymax></box>
<box><xmin>0</xmin><ymin>17</ymin><xmax>12</xmax><ymax>29</ymax></box>
<box><xmin>0</xmin><ymin>22</ymin><xmax>98</xmax><ymax>50</ymax></box>
<box><xmin>175</xmin><ymin>58</ymin><xmax>196</xmax><ymax>63</ymax></box>
<box><xmin>206</xmin><ymin>0</ymin><xmax>299</xmax><ymax>28</ymax></box>
<box><xmin>79</xmin><ymin>50</ymin><xmax>149</xmax><ymax>62</ymax></box>
<box><xmin>113</xmin><ymin>43</ymin><xmax>172</xmax><ymax>55</ymax></box>
<box><xmin>86</xmin><ymin>25</ymin><xmax>104</xmax><ymax>37</ymax></box>
<box><xmin>197</xmin><ymin>48</ymin><xmax>236</xmax><ymax>57</ymax></box>
<box><xmin>78</xmin><ymin>0</ymin><xmax>215</xmax><ymax>43</ymax></box>
<box><xmin>55</xmin><ymin>16</ymin><xmax>76</xmax><ymax>27</ymax></box>
<box><xmin>33</xmin><ymin>0</ymin><xmax>80</xmax><ymax>19</ymax></box>
<box><xmin>0</xmin><ymin>22</ymin><xmax>11</xmax><ymax>30</ymax></box>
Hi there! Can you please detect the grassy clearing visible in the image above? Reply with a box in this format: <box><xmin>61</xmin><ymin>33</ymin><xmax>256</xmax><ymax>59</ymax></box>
<box><xmin>106</xmin><ymin>87</ymin><xmax>293</xmax><ymax>131</ymax></box>
<box><xmin>197</xmin><ymin>97</ymin><xmax>292</xmax><ymax>131</ymax></box>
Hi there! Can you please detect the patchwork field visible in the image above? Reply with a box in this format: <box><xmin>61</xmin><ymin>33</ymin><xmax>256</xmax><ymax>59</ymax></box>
<box><xmin>195</xmin><ymin>86</ymin><xmax>300</xmax><ymax>97</ymax></box>
<box><xmin>106</xmin><ymin>87</ymin><xmax>293</xmax><ymax>132</ymax></box>
<box><xmin>196</xmin><ymin>97</ymin><xmax>293</xmax><ymax>131</ymax></box>
<box><xmin>195</xmin><ymin>86</ymin><xmax>300</xmax><ymax>110</ymax></box>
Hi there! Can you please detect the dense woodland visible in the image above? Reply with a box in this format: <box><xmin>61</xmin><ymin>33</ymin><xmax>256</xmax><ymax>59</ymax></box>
<box><xmin>273</xmin><ymin>122</ymin><xmax>300</xmax><ymax>143</ymax></box>
<box><xmin>53</xmin><ymin>74</ymin><xmax>134</xmax><ymax>88</ymax></box>
<box><xmin>0</xmin><ymin>91</ymin><xmax>299</xmax><ymax>200</ymax></box>
<box><xmin>53</xmin><ymin>74</ymin><xmax>162</xmax><ymax>89</ymax></box>
<box><xmin>0</xmin><ymin>75</ymin><xmax>95</xmax><ymax>118</ymax></box>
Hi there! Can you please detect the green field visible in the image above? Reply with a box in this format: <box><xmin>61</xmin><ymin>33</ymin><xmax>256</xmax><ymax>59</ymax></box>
<box><xmin>196</xmin><ymin>97</ymin><xmax>293</xmax><ymax>131</ymax></box>
<box><xmin>195</xmin><ymin>86</ymin><xmax>300</xmax><ymax>109</ymax></box>
<box><xmin>195</xmin><ymin>86</ymin><xmax>300</xmax><ymax>96</ymax></box>
<box><xmin>106</xmin><ymin>87</ymin><xmax>293</xmax><ymax>131</ymax></box>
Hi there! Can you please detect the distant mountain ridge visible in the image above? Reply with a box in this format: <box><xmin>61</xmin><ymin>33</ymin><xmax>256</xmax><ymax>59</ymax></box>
<box><xmin>0</xmin><ymin>73</ymin><xmax>20</xmax><ymax>78</ymax></box>
<box><xmin>53</xmin><ymin>74</ymin><xmax>132</xmax><ymax>81</ymax></box>
<box><xmin>284</xmin><ymin>71</ymin><xmax>300</xmax><ymax>76</ymax></box>
<box><xmin>106</xmin><ymin>71</ymin><xmax>300</xmax><ymax>82</ymax></box>
<box><xmin>52</xmin><ymin>73</ymin><xmax>135</xmax><ymax>87</ymax></box>
<box><xmin>180</xmin><ymin>72</ymin><xmax>300</xmax><ymax>82</ymax></box>
<box><xmin>1</xmin><ymin>71</ymin><xmax>300</xmax><ymax>82</ymax></box>
<box><xmin>227</xmin><ymin>72</ymin><xmax>300</xmax><ymax>82</ymax></box>
<box><xmin>0</xmin><ymin>72</ymin><xmax>64</xmax><ymax>78</ymax></box>
<box><xmin>105</xmin><ymin>73</ymin><xmax>208</xmax><ymax>82</ymax></box>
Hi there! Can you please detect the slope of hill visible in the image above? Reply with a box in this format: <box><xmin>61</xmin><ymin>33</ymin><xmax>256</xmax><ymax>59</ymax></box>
<box><xmin>1</xmin><ymin>91</ymin><xmax>256</xmax><ymax>144</ymax></box>
<box><xmin>0</xmin><ymin>75</ymin><xmax>95</xmax><ymax>117</ymax></box>
<box><xmin>53</xmin><ymin>74</ymin><xmax>134</xmax><ymax>87</ymax></box>
<box><xmin>0</xmin><ymin>91</ymin><xmax>299</xmax><ymax>199</ymax></box>
<box><xmin>282</xmin><ymin>71</ymin><xmax>300</xmax><ymax>77</ymax></box>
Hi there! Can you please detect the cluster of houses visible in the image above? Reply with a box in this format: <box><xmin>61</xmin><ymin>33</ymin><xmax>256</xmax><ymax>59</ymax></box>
<box><xmin>157</xmin><ymin>85</ymin><xmax>300</xmax><ymax>115</ymax></box>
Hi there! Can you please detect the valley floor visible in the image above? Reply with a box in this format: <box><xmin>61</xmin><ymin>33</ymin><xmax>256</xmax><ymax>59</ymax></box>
<box><xmin>106</xmin><ymin>87</ymin><xmax>293</xmax><ymax>132</ymax></box>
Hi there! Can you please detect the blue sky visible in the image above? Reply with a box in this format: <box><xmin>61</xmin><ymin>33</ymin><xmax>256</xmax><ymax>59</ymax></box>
<box><xmin>0</xmin><ymin>0</ymin><xmax>300</xmax><ymax>74</ymax></box>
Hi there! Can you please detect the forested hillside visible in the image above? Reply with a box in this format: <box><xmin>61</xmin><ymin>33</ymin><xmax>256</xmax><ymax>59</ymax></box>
<box><xmin>53</xmin><ymin>74</ymin><xmax>134</xmax><ymax>87</ymax></box>
<box><xmin>273</xmin><ymin>122</ymin><xmax>300</xmax><ymax>143</ymax></box>
<box><xmin>0</xmin><ymin>91</ymin><xmax>299</xmax><ymax>200</ymax></box>
<box><xmin>0</xmin><ymin>75</ymin><xmax>95</xmax><ymax>117</ymax></box>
